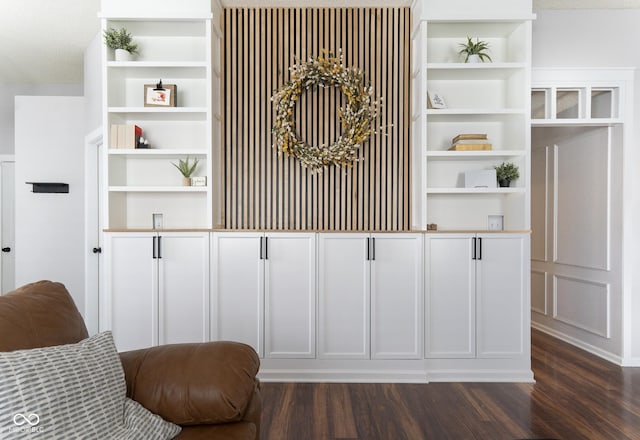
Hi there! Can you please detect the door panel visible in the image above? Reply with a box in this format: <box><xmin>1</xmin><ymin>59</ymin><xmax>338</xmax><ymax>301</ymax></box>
<box><xmin>318</xmin><ymin>234</ymin><xmax>370</xmax><ymax>359</ymax></box>
<box><xmin>264</xmin><ymin>233</ymin><xmax>316</xmax><ymax>358</ymax></box>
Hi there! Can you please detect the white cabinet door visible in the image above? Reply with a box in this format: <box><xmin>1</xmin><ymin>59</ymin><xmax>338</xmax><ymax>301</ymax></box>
<box><xmin>425</xmin><ymin>234</ymin><xmax>476</xmax><ymax>358</ymax></box>
<box><xmin>476</xmin><ymin>234</ymin><xmax>528</xmax><ymax>358</ymax></box>
<box><xmin>264</xmin><ymin>233</ymin><xmax>316</xmax><ymax>358</ymax></box>
<box><xmin>104</xmin><ymin>233</ymin><xmax>157</xmax><ymax>352</ymax></box>
<box><xmin>211</xmin><ymin>232</ymin><xmax>263</xmax><ymax>356</ymax></box>
<box><xmin>318</xmin><ymin>234</ymin><xmax>370</xmax><ymax>359</ymax></box>
<box><xmin>371</xmin><ymin>234</ymin><xmax>423</xmax><ymax>359</ymax></box>
<box><xmin>158</xmin><ymin>233</ymin><xmax>210</xmax><ymax>345</ymax></box>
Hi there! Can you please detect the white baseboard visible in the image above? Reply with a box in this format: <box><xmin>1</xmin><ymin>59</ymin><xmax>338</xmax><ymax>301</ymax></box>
<box><xmin>532</xmin><ymin>322</ymin><xmax>625</xmax><ymax>365</ymax></box>
<box><xmin>258</xmin><ymin>368</ymin><xmax>429</xmax><ymax>383</ymax></box>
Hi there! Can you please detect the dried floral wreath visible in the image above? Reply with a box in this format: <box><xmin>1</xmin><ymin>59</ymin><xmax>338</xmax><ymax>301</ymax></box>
<box><xmin>271</xmin><ymin>50</ymin><xmax>382</xmax><ymax>172</ymax></box>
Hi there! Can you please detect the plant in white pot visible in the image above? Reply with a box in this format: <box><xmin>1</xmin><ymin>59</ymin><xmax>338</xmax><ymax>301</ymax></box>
<box><xmin>104</xmin><ymin>27</ymin><xmax>139</xmax><ymax>61</ymax></box>
<box><xmin>172</xmin><ymin>157</ymin><xmax>199</xmax><ymax>186</ymax></box>
<box><xmin>458</xmin><ymin>36</ymin><xmax>492</xmax><ymax>63</ymax></box>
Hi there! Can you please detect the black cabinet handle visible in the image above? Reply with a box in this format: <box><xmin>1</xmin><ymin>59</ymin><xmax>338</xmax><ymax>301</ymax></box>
<box><xmin>2</xmin><ymin>247</ymin><xmax>10</xmax><ymax>253</ymax></box>
<box><xmin>477</xmin><ymin>237</ymin><xmax>482</xmax><ymax>260</ymax></box>
<box><xmin>92</xmin><ymin>247</ymin><xmax>101</xmax><ymax>254</ymax></box>
<box><xmin>366</xmin><ymin>238</ymin><xmax>370</xmax><ymax>260</ymax></box>
<box><xmin>472</xmin><ymin>237</ymin><xmax>476</xmax><ymax>260</ymax></box>
<box><xmin>152</xmin><ymin>236</ymin><xmax>157</xmax><ymax>259</ymax></box>
<box><xmin>371</xmin><ymin>237</ymin><xmax>376</xmax><ymax>261</ymax></box>
<box><xmin>259</xmin><ymin>237</ymin><xmax>263</xmax><ymax>259</ymax></box>
<box><xmin>264</xmin><ymin>237</ymin><xmax>268</xmax><ymax>260</ymax></box>
<box><xmin>158</xmin><ymin>236</ymin><xmax>162</xmax><ymax>259</ymax></box>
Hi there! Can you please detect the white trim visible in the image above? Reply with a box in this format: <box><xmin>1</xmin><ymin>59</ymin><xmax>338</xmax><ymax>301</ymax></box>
<box><xmin>258</xmin><ymin>368</ymin><xmax>429</xmax><ymax>383</ymax></box>
<box><xmin>84</xmin><ymin>127</ymin><xmax>103</xmax><ymax>336</ymax></box>
<box><xmin>532</xmin><ymin>322</ymin><xmax>623</xmax><ymax>366</ymax></box>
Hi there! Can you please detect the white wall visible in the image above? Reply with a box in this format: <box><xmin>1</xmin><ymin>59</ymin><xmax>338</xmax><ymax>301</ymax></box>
<box><xmin>0</xmin><ymin>84</ymin><xmax>82</xmax><ymax>155</ymax></box>
<box><xmin>532</xmin><ymin>9</ymin><xmax>640</xmax><ymax>363</ymax></box>
<box><xmin>84</xmin><ymin>34</ymin><xmax>103</xmax><ymax>133</ymax></box>
<box><xmin>14</xmin><ymin>96</ymin><xmax>86</xmax><ymax>313</ymax></box>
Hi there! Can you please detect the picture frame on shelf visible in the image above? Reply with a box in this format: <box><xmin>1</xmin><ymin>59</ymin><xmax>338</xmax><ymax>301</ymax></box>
<box><xmin>427</xmin><ymin>91</ymin><xmax>446</xmax><ymax>109</ymax></box>
<box><xmin>144</xmin><ymin>83</ymin><xmax>177</xmax><ymax>107</ymax></box>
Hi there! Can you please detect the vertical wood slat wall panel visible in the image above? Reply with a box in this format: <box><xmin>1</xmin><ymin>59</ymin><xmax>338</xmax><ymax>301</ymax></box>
<box><xmin>223</xmin><ymin>7</ymin><xmax>410</xmax><ymax>231</ymax></box>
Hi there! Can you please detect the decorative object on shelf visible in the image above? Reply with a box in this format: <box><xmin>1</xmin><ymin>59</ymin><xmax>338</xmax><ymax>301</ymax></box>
<box><xmin>494</xmin><ymin>162</ymin><xmax>520</xmax><ymax>187</ymax></box>
<box><xmin>103</xmin><ymin>27</ymin><xmax>138</xmax><ymax>62</ymax></box>
<box><xmin>458</xmin><ymin>36</ymin><xmax>492</xmax><ymax>63</ymax></box>
<box><xmin>449</xmin><ymin>133</ymin><xmax>492</xmax><ymax>151</ymax></box>
<box><xmin>137</xmin><ymin>136</ymin><xmax>150</xmax><ymax>149</ymax></box>
<box><xmin>271</xmin><ymin>49</ymin><xmax>382</xmax><ymax>172</ymax></box>
<box><xmin>190</xmin><ymin>176</ymin><xmax>207</xmax><ymax>187</ymax></box>
<box><xmin>144</xmin><ymin>80</ymin><xmax>177</xmax><ymax>107</ymax></box>
<box><xmin>464</xmin><ymin>170</ymin><xmax>497</xmax><ymax>188</ymax></box>
<box><xmin>427</xmin><ymin>91</ymin><xmax>447</xmax><ymax>109</ymax></box>
<box><xmin>427</xmin><ymin>223</ymin><xmax>438</xmax><ymax>231</ymax></box>
<box><xmin>171</xmin><ymin>156</ymin><xmax>199</xmax><ymax>186</ymax></box>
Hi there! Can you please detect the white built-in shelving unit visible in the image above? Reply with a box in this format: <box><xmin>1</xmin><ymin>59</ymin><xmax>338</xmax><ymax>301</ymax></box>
<box><xmin>101</xmin><ymin>8</ymin><xmax>222</xmax><ymax>229</ymax></box>
<box><xmin>412</xmin><ymin>7</ymin><xmax>533</xmax><ymax>231</ymax></box>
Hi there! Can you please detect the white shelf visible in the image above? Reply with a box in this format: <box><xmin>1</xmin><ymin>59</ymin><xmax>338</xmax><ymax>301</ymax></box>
<box><xmin>99</xmin><ymin>13</ymin><xmax>213</xmax><ymax>21</ymax></box>
<box><xmin>531</xmin><ymin>118</ymin><xmax>622</xmax><ymax>127</ymax></box>
<box><xmin>427</xmin><ymin>63</ymin><xmax>526</xmax><ymax>80</ymax></box>
<box><xmin>427</xmin><ymin>108</ymin><xmax>526</xmax><ymax>116</ymax></box>
<box><xmin>109</xmin><ymin>186</ymin><xmax>208</xmax><ymax>193</ymax></box>
<box><xmin>108</xmin><ymin>107</ymin><xmax>208</xmax><ymax>114</ymax></box>
<box><xmin>426</xmin><ymin>150</ymin><xmax>526</xmax><ymax>160</ymax></box>
<box><xmin>108</xmin><ymin>149</ymin><xmax>208</xmax><ymax>157</ymax></box>
<box><xmin>426</xmin><ymin>187</ymin><xmax>525</xmax><ymax>194</ymax></box>
<box><xmin>107</xmin><ymin>61</ymin><xmax>208</xmax><ymax>68</ymax></box>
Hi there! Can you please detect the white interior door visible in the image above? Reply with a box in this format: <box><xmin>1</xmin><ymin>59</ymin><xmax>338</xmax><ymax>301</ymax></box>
<box><xmin>0</xmin><ymin>159</ymin><xmax>15</xmax><ymax>293</ymax></box>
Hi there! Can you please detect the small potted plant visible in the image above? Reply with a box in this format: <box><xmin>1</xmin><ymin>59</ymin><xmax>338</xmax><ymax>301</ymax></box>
<box><xmin>103</xmin><ymin>27</ymin><xmax>139</xmax><ymax>61</ymax></box>
<box><xmin>458</xmin><ymin>36</ymin><xmax>492</xmax><ymax>63</ymax></box>
<box><xmin>172</xmin><ymin>157</ymin><xmax>199</xmax><ymax>186</ymax></box>
<box><xmin>494</xmin><ymin>162</ymin><xmax>519</xmax><ymax>187</ymax></box>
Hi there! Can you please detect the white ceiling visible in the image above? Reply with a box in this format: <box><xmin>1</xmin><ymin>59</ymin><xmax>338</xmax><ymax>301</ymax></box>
<box><xmin>1</xmin><ymin>0</ymin><xmax>638</xmax><ymax>84</ymax></box>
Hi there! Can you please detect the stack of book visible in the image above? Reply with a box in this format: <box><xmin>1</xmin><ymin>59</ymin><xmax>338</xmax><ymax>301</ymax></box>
<box><xmin>110</xmin><ymin>124</ymin><xmax>143</xmax><ymax>149</ymax></box>
<box><xmin>449</xmin><ymin>133</ymin><xmax>492</xmax><ymax>151</ymax></box>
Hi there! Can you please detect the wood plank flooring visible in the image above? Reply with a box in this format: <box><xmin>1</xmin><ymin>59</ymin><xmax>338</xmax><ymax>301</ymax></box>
<box><xmin>260</xmin><ymin>329</ymin><xmax>640</xmax><ymax>439</ymax></box>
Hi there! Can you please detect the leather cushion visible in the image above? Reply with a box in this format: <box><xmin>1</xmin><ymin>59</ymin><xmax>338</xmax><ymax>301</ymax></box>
<box><xmin>0</xmin><ymin>280</ymin><xmax>89</xmax><ymax>352</ymax></box>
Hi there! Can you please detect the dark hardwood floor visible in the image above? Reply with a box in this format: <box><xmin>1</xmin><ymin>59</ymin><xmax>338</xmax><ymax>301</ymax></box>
<box><xmin>260</xmin><ymin>329</ymin><xmax>640</xmax><ymax>439</ymax></box>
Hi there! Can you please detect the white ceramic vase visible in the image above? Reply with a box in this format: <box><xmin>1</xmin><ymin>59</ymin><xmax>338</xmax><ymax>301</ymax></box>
<box><xmin>467</xmin><ymin>54</ymin><xmax>481</xmax><ymax>63</ymax></box>
<box><xmin>115</xmin><ymin>49</ymin><xmax>132</xmax><ymax>62</ymax></box>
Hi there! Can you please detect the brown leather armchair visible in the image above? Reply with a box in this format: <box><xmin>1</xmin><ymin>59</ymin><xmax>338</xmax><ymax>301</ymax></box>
<box><xmin>0</xmin><ymin>280</ymin><xmax>261</xmax><ymax>440</ymax></box>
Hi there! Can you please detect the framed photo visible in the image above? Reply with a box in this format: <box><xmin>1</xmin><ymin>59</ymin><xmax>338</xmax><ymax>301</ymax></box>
<box><xmin>427</xmin><ymin>91</ymin><xmax>446</xmax><ymax>109</ymax></box>
<box><xmin>144</xmin><ymin>84</ymin><xmax>177</xmax><ymax>107</ymax></box>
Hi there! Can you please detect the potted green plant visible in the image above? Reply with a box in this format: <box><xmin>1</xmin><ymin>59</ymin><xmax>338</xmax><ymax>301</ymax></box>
<box><xmin>103</xmin><ymin>27</ymin><xmax>139</xmax><ymax>61</ymax></box>
<box><xmin>494</xmin><ymin>162</ymin><xmax>520</xmax><ymax>187</ymax></box>
<box><xmin>172</xmin><ymin>157</ymin><xmax>199</xmax><ymax>186</ymax></box>
<box><xmin>458</xmin><ymin>36</ymin><xmax>492</xmax><ymax>63</ymax></box>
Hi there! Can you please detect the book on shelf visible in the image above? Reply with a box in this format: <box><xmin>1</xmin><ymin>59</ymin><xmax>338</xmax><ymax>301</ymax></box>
<box><xmin>110</xmin><ymin>124</ymin><xmax>142</xmax><ymax>149</ymax></box>
<box><xmin>449</xmin><ymin>133</ymin><xmax>492</xmax><ymax>151</ymax></box>
<box><xmin>449</xmin><ymin>143</ymin><xmax>493</xmax><ymax>151</ymax></box>
<box><xmin>452</xmin><ymin>133</ymin><xmax>487</xmax><ymax>144</ymax></box>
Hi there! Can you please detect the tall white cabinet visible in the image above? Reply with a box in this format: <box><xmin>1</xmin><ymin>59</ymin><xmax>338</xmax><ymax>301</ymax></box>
<box><xmin>411</xmin><ymin>0</ymin><xmax>534</xmax><ymax>381</ymax></box>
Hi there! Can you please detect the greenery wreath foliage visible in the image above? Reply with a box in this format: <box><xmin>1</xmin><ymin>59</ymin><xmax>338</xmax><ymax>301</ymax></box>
<box><xmin>271</xmin><ymin>50</ymin><xmax>381</xmax><ymax>172</ymax></box>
